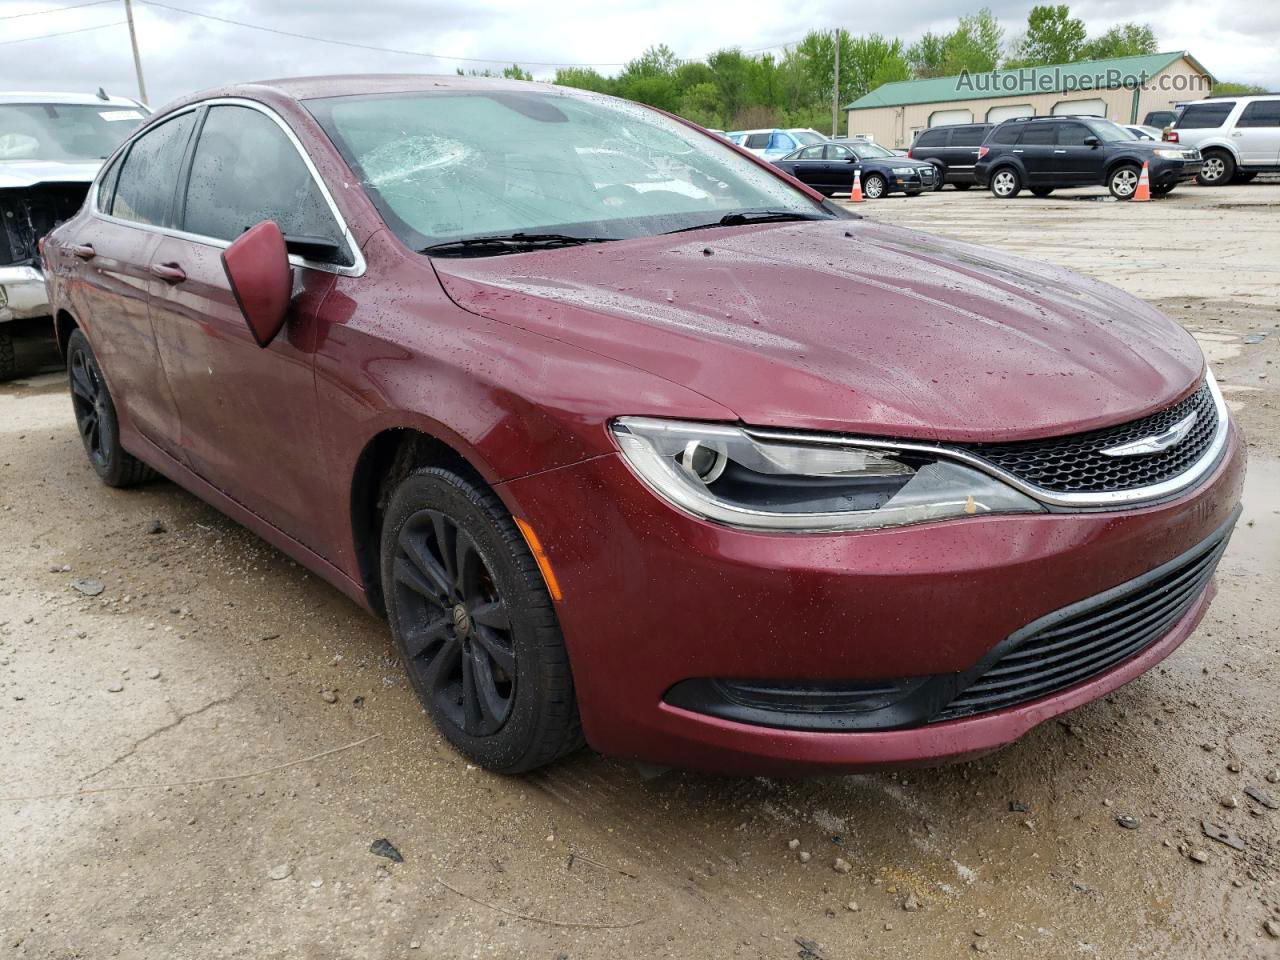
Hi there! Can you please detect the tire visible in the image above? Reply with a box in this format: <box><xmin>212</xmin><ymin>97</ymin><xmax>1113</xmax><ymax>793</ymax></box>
<box><xmin>0</xmin><ymin>326</ymin><xmax>15</xmax><ymax>383</ymax></box>
<box><xmin>930</xmin><ymin>166</ymin><xmax>945</xmax><ymax>191</ymax></box>
<box><xmin>862</xmin><ymin>173</ymin><xmax>887</xmax><ymax>199</ymax></box>
<box><xmin>953</xmin><ymin>182</ymin><xmax>973</xmax><ymax>191</ymax></box>
<box><xmin>66</xmin><ymin>329</ymin><xmax>155</xmax><ymax>487</ymax></box>
<box><xmin>1108</xmin><ymin>164</ymin><xmax>1141</xmax><ymax>200</ymax></box>
<box><xmin>380</xmin><ymin>466</ymin><xmax>583</xmax><ymax>773</ymax></box>
<box><xmin>989</xmin><ymin>166</ymin><xmax>1021</xmax><ymax>198</ymax></box>
<box><xmin>1030</xmin><ymin>186</ymin><xmax>1055</xmax><ymax>197</ymax></box>
<box><xmin>1197</xmin><ymin>150</ymin><xmax>1234</xmax><ymax>187</ymax></box>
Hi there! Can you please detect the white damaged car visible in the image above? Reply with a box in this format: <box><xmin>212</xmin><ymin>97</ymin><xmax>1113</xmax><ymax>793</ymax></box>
<box><xmin>1</xmin><ymin>91</ymin><xmax>147</xmax><ymax>379</ymax></box>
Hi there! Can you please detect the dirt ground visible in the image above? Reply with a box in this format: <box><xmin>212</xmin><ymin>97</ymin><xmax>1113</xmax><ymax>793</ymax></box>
<box><xmin>1</xmin><ymin>182</ymin><xmax>1278</xmax><ymax>960</ymax></box>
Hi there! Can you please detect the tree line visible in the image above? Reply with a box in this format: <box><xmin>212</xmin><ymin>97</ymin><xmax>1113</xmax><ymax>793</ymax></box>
<box><xmin>466</xmin><ymin>5</ymin><xmax>1263</xmax><ymax>133</ymax></box>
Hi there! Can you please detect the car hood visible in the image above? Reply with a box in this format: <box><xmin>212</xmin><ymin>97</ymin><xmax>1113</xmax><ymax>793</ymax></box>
<box><xmin>0</xmin><ymin>160</ymin><xmax>101</xmax><ymax>189</ymax></box>
<box><xmin>432</xmin><ymin>219</ymin><xmax>1203</xmax><ymax>442</ymax></box>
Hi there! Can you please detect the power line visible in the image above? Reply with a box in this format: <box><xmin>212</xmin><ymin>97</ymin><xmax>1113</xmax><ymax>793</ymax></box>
<box><xmin>137</xmin><ymin>1</ymin><xmax>810</xmax><ymax>70</ymax></box>
<box><xmin>137</xmin><ymin>0</ymin><xmax>633</xmax><ymax>67</ymax></box>
<box><xmin>0</xmin><ymin>0</ymin><xmax>114</xmax><ymax>20</ymax></box>
<box><xmin>0</xmin><ymin>18</ymin><xmax>124</xmax><ymax>46</ymax></box>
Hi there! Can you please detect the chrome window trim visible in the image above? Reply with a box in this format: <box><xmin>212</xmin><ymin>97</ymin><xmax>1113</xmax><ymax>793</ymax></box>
<box><xmin>745</xmin><ymin>373</ymin><xmax>1231</xmax><ymax>509</ymax></box>
<box><xmin>90</xmin><ymin>97</ymin><xmax>366</xmax><ymax>278</ymax></box>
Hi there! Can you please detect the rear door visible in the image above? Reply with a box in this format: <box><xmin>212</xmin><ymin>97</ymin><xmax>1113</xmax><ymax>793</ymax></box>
<box><xmin>1016</xmin><ymin>123</ymin><xmax>1057</xmax><ymax>185</ymax></box>
<box><xmin>786</xmin><ymin>144</ymin><xmax>827</xmax><ymax>187</ymax></box>
<box><xmin>147</xmin><ymin>102</ymin><xmax>355</xmax><ymax>547</ymax></box>
<box><xmin>947</xmin><ymin>125</ymin><xmax>987</xmax><ymax>179</ymax></box>
<box><xmin>1234</xmin><ymin>100</ymin><xmax>1280</xmax><ymax>166</ymax></box>
<box><xmin>70</xmin><ymin>110</ymin><xmax>197</xmax><ymax>460</ymax></box>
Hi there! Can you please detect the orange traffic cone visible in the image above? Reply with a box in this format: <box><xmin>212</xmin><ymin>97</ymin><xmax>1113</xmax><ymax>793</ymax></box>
<box><xmin>1133</xmin><ymin>161</ymin><xmax>1151</xmax><ymax>202</ymax></box>
<box><xmin>849</xmin><ymin>168</ymin><xmax>865</xmax><ymax>203</ymax></box>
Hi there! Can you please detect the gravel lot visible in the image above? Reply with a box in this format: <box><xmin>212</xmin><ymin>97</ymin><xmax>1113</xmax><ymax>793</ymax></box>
<box><xmin>1</xmin><ymin>182</ymin><xmax>1277</xmax><ymax>959</ymax></box>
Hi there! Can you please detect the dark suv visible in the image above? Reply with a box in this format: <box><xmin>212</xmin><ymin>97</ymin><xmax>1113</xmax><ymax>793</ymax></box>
<box><xmin>908</xmin><ymin>123</ymin><xmax>993</xmax><ymax>189</ymax></box>
<box><xmin>974</xmin><ymin>116</ymin><xmax>1203</xmax><ymax>200</ymax></box>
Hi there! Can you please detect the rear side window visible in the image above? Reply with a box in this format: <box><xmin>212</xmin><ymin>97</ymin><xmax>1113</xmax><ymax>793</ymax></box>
<box><xmin>110</xmin><ymin>111</ymin><xmax>196</xmax><ymax>226</ymax></box>
<box><xmin>951</xmin><ymin>126</ymin><xmax>987</xmax><ymax>146</ymax></box>
<box><xmin>989</xmin><ymin>125</ymin><xmax>1021</xmax><ymax>145</ymax></box>
<box><xmin>915</xmin><ymin>128</ymin><xmax>948</xmax><ymax>148</ymax></box>
<box><xmin>182</xmin><ymin>105</ymin><xmax>347</xmax><ymax>261</ymax></box>
<box><xmin>1020</xmin><ymin>124</ymin><xmax>1056</xmax><ymax>145</ymax></box>
<box><xmin>744</xmin><ymin>133</ymin><xmax>769</xmax><ymax>149</ymax></box>
<box><xmin>1238</xmin><ymin>100</ymin><xmax>1280</xmax><ymax>128</ymax></box>
<box><xmin>1176</xmin><ymin>102</ymin><xmax>1234</xmax><ymax>129</ymax></box>
<box><xmin>96</xmin><ymin>151</ymin><xmax>124</xmax><ymax>213</ymax></box>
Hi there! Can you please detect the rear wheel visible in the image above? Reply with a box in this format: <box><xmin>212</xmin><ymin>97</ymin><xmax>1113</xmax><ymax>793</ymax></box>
<box><xmin>380</xmin><ymin>466</ymin><xmax>582</xmax><ymax>773</ymax></box>
<box><xmin>66</xmin><ymin>329</ymin><xmax>155</xmax><ymax>487</ymax></box>
<box><xmin>0</xmin><ymin>326</ymin><xmax>14</xmax><ymax>382</ymax></box>
<box><xmin>1108</xmin><ymin>164</ymin><xmax>1141</xmax><ymax>200</ymax></box>
<box><xmin>1030</xmin><ymin>186</ymin><xmax>1055</xmax><ymax>197</ymax></box>
<box><xmin>990</xmin><ymin>167</ymin><xmax>1021</xmax><ymax>198</ymax></box>
<box><xmin>1197</xmin><ymin>150</ymin><xmax>1234</xmax><ymax>186</ymax></box>
<box><xmin>862</xmin><ymin>173</ymin><xmax>887</xmax><ymax>199</ymax></box>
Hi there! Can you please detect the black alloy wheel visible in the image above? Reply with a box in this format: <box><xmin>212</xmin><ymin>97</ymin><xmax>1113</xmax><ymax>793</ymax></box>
<box><xmin>66</xmin><ymin>329</ymin><xmax>154</xmax><ymax>487</ymax></box>
<box><xmin>380</xmin><ymin>466</ymin><xmax>582</xmax><ymax>772</ymax></box>
<box><xmin>392</xmin><ymin>507</ymin><xmax>517</xmax><ymax>736</ymax></box>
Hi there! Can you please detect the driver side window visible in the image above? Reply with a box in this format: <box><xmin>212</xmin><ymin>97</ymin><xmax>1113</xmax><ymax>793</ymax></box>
<box><xmin>181</xmin><ymin>105</ymin><xmax>350</xmax><ymax>264</ymax></box>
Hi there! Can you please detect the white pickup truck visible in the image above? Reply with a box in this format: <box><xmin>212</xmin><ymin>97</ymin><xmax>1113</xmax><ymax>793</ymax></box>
<box><xmin>1</xmin><ymin>91</ymin><xmax>147</xmax><ymax>379</ymax></box>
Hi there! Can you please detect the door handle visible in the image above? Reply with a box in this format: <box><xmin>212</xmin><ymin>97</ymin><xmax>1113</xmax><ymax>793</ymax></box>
<box><xmin>1012</xmin><ymin>149</ymin><xmax>1024</xmax><ymax>153</ymax></box>
<box><xmin>1053</xmin><ymin>149</ymin><xmax>1067</xmax><ymax>154</ymax></box>
<box><xmin>1231</xmin><ymin>131</ymin><xmax>1243</xmax><ymax>137</ymax></box>
<box><xmin>150</xmin><ymin>262</ymin><xmax>186</xmax><ymax>284</ymax></box>
<box><xmin>71</xmin><ymin>243</ymin><xmax>95</xmax><ymax>260</ymax></box>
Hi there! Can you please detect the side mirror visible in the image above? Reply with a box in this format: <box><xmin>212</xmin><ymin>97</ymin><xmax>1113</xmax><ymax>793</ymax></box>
<box><xmin>221</xmin><ymin>220</ymin><xmax>292</xmax><ymax>348</ymax></box>
<box><xmin>1083</xmin><ymin>136</ymin><xmax>1100</xmax><ymax>148</ymax></box>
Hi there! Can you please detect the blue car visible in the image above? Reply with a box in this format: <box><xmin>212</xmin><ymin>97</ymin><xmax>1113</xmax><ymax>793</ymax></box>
<box><xmin>727</xmin><ymin>127</ymin><xmax>826</xmax><ymax>161</ymax></box>
<box><xmin>773</xmin><ymin>140</ymin><xmax>937</xmax><ymax>198</ymax></box>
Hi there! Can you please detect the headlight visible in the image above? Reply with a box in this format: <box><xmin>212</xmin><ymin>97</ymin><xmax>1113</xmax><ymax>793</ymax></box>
<box><xmin>611</xmin><ymin>418</ymin><xmax>1044</xmax><ymax>532</ymax></box>
<box><xmin>891</xmin><ymin>166</ymin><xmax>916</xmax><ymax>175</ymax></box>
<box><xmin>1153</xmin><ymin>148</ymin><xmax>1185</xmax><ymax>159</ymax></box>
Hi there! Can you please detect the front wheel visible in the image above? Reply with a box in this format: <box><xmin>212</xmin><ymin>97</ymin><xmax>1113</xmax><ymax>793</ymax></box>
<box><xmin>1197</xmin><ymin>151</ymin><xmax>1234</xmax><ymax>186</ymax></box>
<box><xmin>0</xmin><ymin>326</ymin><xmax>14</xmax><ymax>382</ymax></box>
<box><xmin>66</xmin><ymin>329</ymin><xmax>155</xmax><ymax>487</ymax></box>
<box><xmin>990</xmin><ymin>167</ymin><xmax>1021</xmax><ymax>198</ymax></box>
<box><xmin>1108</xmin><ymin>164</ymin><xmax>1141</xmax><ymax>200</ymax></box>
<box><xmin>930</xmin><ymin>167</ymin><xmax>946</xmax><ymax>191</ymax></box>
<box><xmin>380</xmin><ymin>466</ymin><xmax>582</xmax><ymax>773</ymax></box>
<box><xmin>862</xmin><ymin>173</ymin><xmax>887</xmax><ymax>199</ymax></box>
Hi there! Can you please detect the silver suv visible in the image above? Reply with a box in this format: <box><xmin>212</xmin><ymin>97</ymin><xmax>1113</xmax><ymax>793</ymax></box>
<box><xmin>1165</xmin><ymin>94</ymin><xmax>1280</xmax><ymax>186</ymax></box>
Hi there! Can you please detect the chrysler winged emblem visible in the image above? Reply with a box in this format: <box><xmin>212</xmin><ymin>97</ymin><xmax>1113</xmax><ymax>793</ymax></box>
<box><xmin>1100</xmin><ymin>411</ymin><xmax>1199</xmax><ymax>458</ymax></box>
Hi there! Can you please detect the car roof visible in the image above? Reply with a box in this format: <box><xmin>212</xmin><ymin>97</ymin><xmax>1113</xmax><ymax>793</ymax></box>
<box><xmin>0</xmin><ymin>90</ymin><xmax>142</xmax><ymax>107</ymax></box>
<box><xmin>1188</xmin><ymin>93</ymin><xmax>1280</xmax><ymax>103</ymax></box>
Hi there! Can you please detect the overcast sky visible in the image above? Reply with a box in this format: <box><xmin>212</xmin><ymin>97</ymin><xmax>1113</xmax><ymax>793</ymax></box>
<box><xmin>2</xmin><ymin>0</ymin><xmax>1276</xmax><ymax>108</ymax></box>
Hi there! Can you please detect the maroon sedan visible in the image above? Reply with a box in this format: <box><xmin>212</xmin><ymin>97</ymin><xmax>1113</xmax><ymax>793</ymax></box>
<box><xmin>42</xmin><ymin>76</ymin><xmax>1244</xmax><ymax>775</ymax></box>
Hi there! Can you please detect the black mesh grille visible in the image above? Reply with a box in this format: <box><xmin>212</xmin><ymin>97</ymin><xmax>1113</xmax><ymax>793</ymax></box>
<box><xmin>957</xmin><ymin>381</ymin><xmax>1218</xmax><ymax>494</ymax></box>
<box><xmin>934</xmin><ymin>531</ymin><xmax>1229</xmax><ymax>722</ymax></box>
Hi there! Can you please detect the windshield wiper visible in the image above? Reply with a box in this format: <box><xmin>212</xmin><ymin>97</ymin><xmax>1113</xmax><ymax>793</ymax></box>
<box><xmin>421</xmin><ymin>233</ymin><xmax>618</xmax><ymax>256</ymax></box>
<box><xmin>664</xmin><ymin>211</ymin><xmax>830</xmax><ymax>234</ymax></box>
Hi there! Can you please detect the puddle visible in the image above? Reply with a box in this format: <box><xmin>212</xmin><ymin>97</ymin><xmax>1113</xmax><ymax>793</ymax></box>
<box><xmin>1227</xmin><ymin>456</ymin><xmax>1280</xmax><ymax>576</ymax></box>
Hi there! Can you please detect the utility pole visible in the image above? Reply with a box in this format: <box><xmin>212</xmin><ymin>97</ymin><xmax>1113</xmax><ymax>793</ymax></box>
<box><xmin>123</xmin><ymin>0</ymin><xmax>149</xmax><ymax>104</ymax></box>
<box><xmin>831</xmin><ymin>28</ymin><xmax>841</xmax><ymax>138</ymax></box>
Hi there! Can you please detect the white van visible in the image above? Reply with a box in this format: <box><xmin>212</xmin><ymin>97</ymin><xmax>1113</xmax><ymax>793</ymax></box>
<box><xmin>1165</xmin><ymin>94</ymin><xmax>1280</xmax><ymax>185</ymax></box>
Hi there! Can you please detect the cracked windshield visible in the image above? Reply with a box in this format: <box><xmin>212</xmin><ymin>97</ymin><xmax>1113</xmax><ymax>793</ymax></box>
<box><xmin>308</xmin><ymin>90</ymin><xmax>826</xmax><ymax>249</ymax></box>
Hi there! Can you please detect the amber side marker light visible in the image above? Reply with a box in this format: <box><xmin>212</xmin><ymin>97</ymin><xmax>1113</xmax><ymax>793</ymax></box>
<box><xmin>514</xmin><ymin>517</ymin><xmax>563</xmax><ymax>602</ymax></box>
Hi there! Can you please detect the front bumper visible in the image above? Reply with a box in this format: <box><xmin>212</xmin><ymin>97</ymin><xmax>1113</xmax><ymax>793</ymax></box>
<box><xmin>1151</xmin><ymin>157</ymin><xmax>1203</xmax><ymax>187</ymax></box>
<box><xmin>0</xmin><ymin>265</ymin><xmax>48</xmax><ymax>323</ymax></box>
<box><xmin>501</xmin><ymin>424</ymin><xmax>1245</xmax><ymax>775</ymax></box>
